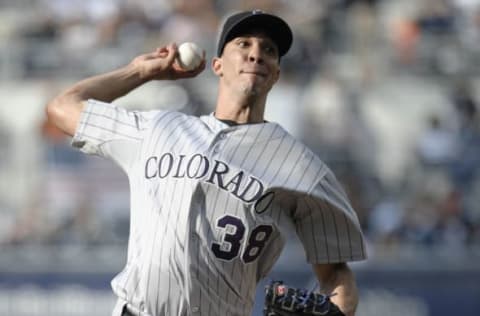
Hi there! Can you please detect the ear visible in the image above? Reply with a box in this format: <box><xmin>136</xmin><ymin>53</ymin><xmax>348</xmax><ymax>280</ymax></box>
<box><xmin>212</xmin><ymin>57</ymin><xmax>223</xmax><ymax>76</ymax></box>
<box><xmin>273</xmin><ymin>68</ymin><xmax>280</xmax><ymax>84</ymax></box>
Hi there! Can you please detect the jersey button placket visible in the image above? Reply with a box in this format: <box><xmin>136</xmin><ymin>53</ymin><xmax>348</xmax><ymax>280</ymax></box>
<box><xmin>212</xmin><ymin>132</ymin><xmax>227</xmax><ymax>155</ymax></box>
<box><xmin>139</xmin><ymin>302</ymin><xmax>146</xmax><ymax>314</ymax></box>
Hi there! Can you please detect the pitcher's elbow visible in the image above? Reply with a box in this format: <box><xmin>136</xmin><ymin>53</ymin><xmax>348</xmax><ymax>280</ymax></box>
<box><xmin>45</xmin><ymin>96</ymin><xmax>66</xmax><ymax>127</ymax></box>
<box><xmin>45</xmin><ymin>94</ymin><xmax>81</xmax><ymax>137</ymax></box>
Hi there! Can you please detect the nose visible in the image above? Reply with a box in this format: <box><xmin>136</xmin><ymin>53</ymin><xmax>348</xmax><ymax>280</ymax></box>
<box><xmin>248</xmin><ymin>44</ymin><xmax>264</xmax><ymax>64</ymax></box>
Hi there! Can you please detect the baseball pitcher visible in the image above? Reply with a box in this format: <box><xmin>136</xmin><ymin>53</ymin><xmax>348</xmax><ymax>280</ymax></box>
<box><xmin>46</xmin><ymin>9</ymin><xmax>367</xmax><ymax>316</ymax></box>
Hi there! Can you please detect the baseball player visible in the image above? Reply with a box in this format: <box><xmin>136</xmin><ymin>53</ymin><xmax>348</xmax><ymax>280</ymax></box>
<box><xmin>46</xmin><ymin>10</ymin><xmax>366</xmax><ymax>316</ymax></box>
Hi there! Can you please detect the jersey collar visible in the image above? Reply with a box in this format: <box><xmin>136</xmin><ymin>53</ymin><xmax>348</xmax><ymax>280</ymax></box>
<box><xmin>200</xmin><ymin>112</ymin><xmax>286</xmax><ymax>143</ymax></box>
<box><xmin>201</xmin><ymin>112</ymin><xmax>269</xmax><ymax>131</ymax></box>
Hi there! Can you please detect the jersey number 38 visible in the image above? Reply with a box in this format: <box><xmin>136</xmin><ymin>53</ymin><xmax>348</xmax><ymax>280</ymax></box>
<box><xmin>211</xmin><ymin>215</ymin><xmax>273</xmax><ymax>263</ymax></box>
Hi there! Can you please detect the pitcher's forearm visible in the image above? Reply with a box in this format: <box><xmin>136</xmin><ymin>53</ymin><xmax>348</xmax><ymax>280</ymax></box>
<box><xmin>45</xmin><ymin>43</ymin><xmax>205</xmax><ymax>137</ymax></box>
<box><xmin>314</xmin><ymin>263</ymin><xmax>359</xmax><ymax>316</ymax></box>
<box><xmin>45</xmin><ymin>64</ymin><xmax>145</xmax><ymax>136</ymax></box>
<box><xmin>64</xmin><ymin>64</ymin><xmax>147</xmax><ymax>103</ymax></box>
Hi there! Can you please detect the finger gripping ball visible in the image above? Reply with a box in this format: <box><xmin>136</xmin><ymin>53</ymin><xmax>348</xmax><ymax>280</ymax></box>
<box><xmin>177</xmin><ymin>42</ymin><xmax>203</xmax><ymax>71</ymax></box>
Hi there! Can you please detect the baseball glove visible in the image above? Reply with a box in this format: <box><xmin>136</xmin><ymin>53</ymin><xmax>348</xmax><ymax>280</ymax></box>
<box><xmin>263</xmin><ymin>280</ymin><xmax>345</xmax><ymax>316</ymax></box>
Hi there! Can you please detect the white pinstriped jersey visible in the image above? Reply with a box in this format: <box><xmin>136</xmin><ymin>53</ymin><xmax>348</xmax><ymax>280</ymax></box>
<box><xmin>72</xmin><ymin>99</ymin><xmax>366</xmax><ymax>316</ymax></box>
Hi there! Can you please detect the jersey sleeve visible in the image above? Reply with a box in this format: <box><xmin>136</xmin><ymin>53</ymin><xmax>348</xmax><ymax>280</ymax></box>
<box><xmin>294</xmin><ymin>168</ymin><xmax>367</xmax><ymax>264</ymax></box>
<box><xmin>71</xmin><ymin>99</ymin><xmax>157</xmax><ymax>173</ymax></box>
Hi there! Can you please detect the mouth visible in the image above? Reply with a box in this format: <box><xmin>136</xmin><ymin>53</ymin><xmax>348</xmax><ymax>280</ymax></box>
<box><xmin>240</xmin><ymin>70</ymin><xmax>267</xmax><ymax>77</ymax></box>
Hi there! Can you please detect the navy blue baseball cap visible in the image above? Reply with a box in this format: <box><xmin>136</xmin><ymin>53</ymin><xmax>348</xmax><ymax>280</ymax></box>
<box><xmin>217</xmin><ymin>10</ymin><xmax>293</xmax><ymax>58</ymax></box>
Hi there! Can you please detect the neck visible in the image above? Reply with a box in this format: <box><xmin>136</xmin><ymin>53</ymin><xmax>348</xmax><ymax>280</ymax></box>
<box><xmin>214</xmin><ymin>90</ymin><xmax>267</xmax><ymax>124</ymax></box>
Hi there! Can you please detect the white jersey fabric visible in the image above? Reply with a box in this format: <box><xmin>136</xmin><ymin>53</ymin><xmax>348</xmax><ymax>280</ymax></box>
<box><xmin>72</xmin><ymin>99</ymin><xmax>366</xmax><ymax>316</ymax></box>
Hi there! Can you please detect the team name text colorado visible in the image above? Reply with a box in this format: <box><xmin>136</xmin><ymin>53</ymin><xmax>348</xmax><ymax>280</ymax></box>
<box><xmin>144</xmin><ymin>153</ymin><xmax>265</xmax><ymax>203</ymax></box>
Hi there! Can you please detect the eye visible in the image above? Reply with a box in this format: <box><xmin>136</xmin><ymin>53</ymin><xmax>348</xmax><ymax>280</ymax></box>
<box><xmin>264</xmin><ymin>45</ymin><xmax>275</xmax><ymax>55</ymax></box>
<box><xmin>237</xmin><ymin>40</ymin><xmax>249</xmax><ymax>48</ymax></box>
<box><xmin>263</xmin><ymin>44</ymin><xmax>278</xmax><ymax>57</ymax></box>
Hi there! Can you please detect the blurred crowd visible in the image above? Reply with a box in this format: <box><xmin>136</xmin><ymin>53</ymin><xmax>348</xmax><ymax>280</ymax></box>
<box><xmin>1</xmin><ymin>0</ymin><xmax>480</xmax><ymax>256</ymax></box>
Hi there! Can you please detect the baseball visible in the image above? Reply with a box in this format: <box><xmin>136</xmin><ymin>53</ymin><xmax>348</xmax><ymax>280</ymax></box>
<box><xmin>176</xmin><ymin>42</ymin><xmax>203</xmax><ymax>71</ymax></box>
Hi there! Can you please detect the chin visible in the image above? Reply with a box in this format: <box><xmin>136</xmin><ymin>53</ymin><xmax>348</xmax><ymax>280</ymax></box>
<box><xmin>242</xmin><ymin>88</ymin><xmax>262</xmax><ymax>99</ymax></box>
<box><xmin>239</xmin><ymin>82</ymin><xmax>262</xmax><ymax>97</ymax></box>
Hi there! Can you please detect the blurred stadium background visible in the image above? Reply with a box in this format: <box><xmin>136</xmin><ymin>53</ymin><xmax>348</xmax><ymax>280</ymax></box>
<box><xmin>1</xmin><ymin>0</ymin><xmax>480</xmax><ymax>315</ymax></box>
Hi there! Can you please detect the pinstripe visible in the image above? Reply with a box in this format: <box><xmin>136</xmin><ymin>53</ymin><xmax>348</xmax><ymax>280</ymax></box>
<box><xmin>153</xmin><ymin>114</ymin><xmax>212</xmax><ymax>314</ymax></box>
<box><xmin>132</xmin><ymin>113</ymin><xmax>182</xmax><ymax>302</ymax></box>
<box><xmin>155</xmin><ymin>115</ymin><xmax>210</xmax><ymax>313</ymax></box>
<box><xmin>222</xmin><ymin>202</ymin><xmax>241</xmax><ymax>315</ymax></box>
<box><xmin>343</xmin><ymin>213</ymin><xmax>354</xmax><ymax>260</ymax></box>
<box><xmin>271</xmin><ymin>145</ymin><xmax>308</xmax><ymax>225</ymax></box>
<box><xmin>307</xmin><ymin>166</ymin><xmax>326</xmax><ymax>193</ymax></box>
<box><xmin>195</xmin><ymin>184</ymin><xmax>212</xmax><ymax>314</ymax></box>
<box><xmin>264</xmin><ymin>233</ymin><xmax>284</xmax><ymax>270</ymax></box>
<box><xmin>84</xmin><ymin>110</ymin><xmax>139</xmax><ymax>128</ymax></box>
<box><xmin>272</xmin><ymin>143</ymin><xmax>305</xmax><ymax>224</ymax></box>
<box><xmin>265</xmin><ymin>137</ymin><xmax>295</xmax><ymax>184</ymax></box>
<box><xmin>322</xmin><ymin>180</ymin><xmax>344</xmax><ymax>260</ymax></box>
<box><xmin>76</xmin><ymin>104</ymin><xmax>94</xmax><ymax>141</ymax></box>
<box><xmin>154</xmin><ymin>118</ymin><xmax>194</xmax><ymax>313</ymax></box>
<box><xmin>359</xmin><ymin>227</ymin><xmax>366</xmax><ymax>259</ymax></box>
<box><xmin>83</xmin><ymin>122</ymin><xmax>143</xmax><ymax>141</ymax></box>
<box><xmin>262</xmin><ymin>136</ymin><xmax>293</xmax><ymax>219</ymax></box>
<box><xmin>81</xmin><ymin>104</ymin><xmax>146</xmax><ymax>142</ymax></box>
<box><xmin>226</xmin><ymin>125</ymin><xmax>251</xmax><ymax>161</ymax></box>
<box><xmin>129</xmin><ymin>184</ymin><xmax>160</xmax><ymax>272</ymax></box>
<box><xmin>225</xmin><ymin>125</ymin><xmax>264</xmax><ymax>315</ymax></box>
<box><xmin>143</xmin><ymin>211</ymin><xmax>162</xmax><ymax>304</ymax></box>
<box><xmin>188</xmin><ymin>154</ymin><xmax>219</xmax><ymax>316</ymax></box>
<box><xmin>129</xmin><ymin>166</ymin><xmax>168</xmax><ymax>300</ymax></box>
<box><xmin>78</xmin><ymin>133</ymin><xmax>105</xmax><ymax>142</ymax></box>
<box><xmin>248</xmin><ymin>125</ymin><xmax>279</xmax><ymax>171</ymax></box>
<box><xmin>74</xmin><ymin>104</ymin><xmax>162</xmax><ymax>306</ymax></box>
<box><xmin>292</xmin><ymin>152</ymin><xmax>315</xmax><ymax>190</ymax></box>
<box><xmin>205</xmin><ymin>178</ymin><xmax>227</xmax><ymax>316</ymax></box>
<box><xmin>127</xmin><ymin>112</ymin><xmax>189</xmax><ymax>312</ymax></box>
<box><xmin>306</xmin><ymin>196</ymin><xmax>330</xmax><ymax>262</ymax></box>
<box><xmin>232</xmin><ymin>200</ymin><xmax>246</xmax><ymax>315</ymax></box>
<box><xmin>247</xmin><ymin>129</ymin><xmax>287</xmax><ymax>222</ymax></box>
<box><xmin>235</xmin><ymin>124</ymin><xmax>265</xmax><ymax>164</ymax></box>
<box><xmin>72</xmin><ymin>105</ymin><xmax>366</xmax><ymax>316</ymax></box>
<box><xmin>218</xmin><ymin>196</ymin><xmax>239</xmax><ymax>315</ymax></box>
<box><xmin>257</xmin><ymin>133</ymin><xmax>288</xmax><ymax>179</ymax></box>
<box><xmin>235</xmin><ymin>124</ymin><xmax>280</xmax><ymax>315</ymax></box>
<box><xmin>203</xmin><ymin>123</ymin><xmax>247</xmax><ymax>316</ymax></box>
<box><xmin>143</xmin><ymin>111</ymin><xmax>182</xmax><ymax>156</ymax></box>
<box><xmin>126</xmin><ymin>112</ymin><xmax>168</xmax><ymax>276</ymax></box>
<box><xmin>309</xmin><ymin>201</ymin><xmax>321</xmax><ymax>262</ymax></box>
<box><xmin>324</xmin><ymin>172</ymin><xmax>356</xmax><ymax>216</ymax></box>
<box><xmin>282</xmin><ymin>146</ymin><xmax>307</xmax><ymax>186</ymax></box>
<box><xmin>297</xmin><ymin>200</ymin><xmax>319</xmax><ymax>262</ymax></box>
<box><xmin>168</xmin><ymin>134</ymin><xmax>207</xmax><ymax>313</ymax></box>
<box><xmin>83</xmin><ymin>110</ymin><xmax>149</xmax><ymax>130</ymax></box>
